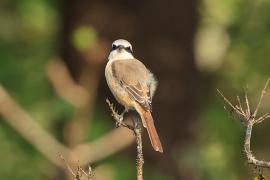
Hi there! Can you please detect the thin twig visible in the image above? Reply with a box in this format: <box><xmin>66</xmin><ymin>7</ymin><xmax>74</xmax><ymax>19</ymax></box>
<box><xmin>218</xmin><ymin>78</ymin><xmax>270</xmax><ymax>171</ymax></box>
<box><xmin>81</xmin><ymin>166</ymin><xmax>95</xmax><ymax>180</ymax></box>
<box><xmin>59</xmin><ymin>154</ymin><xmax>95</xmax><ymax>180</ymax></box>
<box><xmin>253</xmin><ymin>78</ymin><xmax>270</xmax><ymax>117</ymax></box>
<box><xmin>106</xmin><ymin>99</ymin><xmax>144</xmax><ymax>180</ymax></box>
<box><xmin>59</xmin><ymin>154</ymin><xmax>77</xmax><ymax>178</ymax></box>
<box><xmin>217</xmin><ymin>89</ymin><xmax>245</xmax><ymax>118</ymax></box>
<box><xmin>255</xmin><ymin>113</ymin><xmax>270</xmax><ymax>124</ymax></box>
<box><xmin>237</xmin><ymin>95</ymin><xmax>245</xmax><ymax>114</ymax></box>
<box><xmin>245</xmin><ymin>91</ymin><xmax>251</xmax><ymax>118</ymax></box>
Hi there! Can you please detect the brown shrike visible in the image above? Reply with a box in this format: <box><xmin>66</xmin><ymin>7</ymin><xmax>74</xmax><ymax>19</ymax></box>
<box><xmin>105</xmin><ymin>39</ymin><xmax>163</xmax><ymax>153</ymax></box>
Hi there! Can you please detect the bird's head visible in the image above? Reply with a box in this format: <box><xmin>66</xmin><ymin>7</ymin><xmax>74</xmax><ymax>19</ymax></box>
<box><xmin>108</xmin><ymin>39</ymin><xmax>134</xmax><ymax>60</ymax></box>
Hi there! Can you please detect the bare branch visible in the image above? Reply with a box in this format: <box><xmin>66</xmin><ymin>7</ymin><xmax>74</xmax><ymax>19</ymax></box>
<box><xmin>71</xmin><ymin>128</ymin><xmax>134</xmax><ymax>166</ymax></box>
<box><xmin>46</xmin><ymin>60</ymin><xmax>90</xmax><ymax>108</ymax></box>
<box><xmin>244</xmin><ymin>121</ymin><xmax>270</xmax><ymax>168</ymax></box>
<box><xmin>59</xmin><ymin>154</ymin><xmax>95</xmax><ymax>180</ymax></box>
<box><xmin>218</xmin><ymin>78</ymin><xmax>270</xmax><ymax>171</ymax></box>
<box><xmin>134</xmin><ymin>118</ymin><xmax>144</xmax><ymax>180</ymax></box>
<box><xmin>0</xmin><ymin>86</ymin><xmax>69</xmax><ymax>167</ymax></box>
<box><xmin>106</xmin><ymin>99</ymin><xmax>144</xmax><ymax>180</ymax></box>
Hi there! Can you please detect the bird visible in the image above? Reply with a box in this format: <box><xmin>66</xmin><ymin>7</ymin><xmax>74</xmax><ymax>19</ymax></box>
<box><xmin>105</xmin><ymin>39</ymin><xmax>163</xmax><ymax>153</ymax></box>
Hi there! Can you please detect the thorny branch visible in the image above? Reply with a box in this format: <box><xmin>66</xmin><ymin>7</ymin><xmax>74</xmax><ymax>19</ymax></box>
<box><xmin>217</xmin><ymin>78</ymin><xmax>270</xmax><ymax>170</ymax></box>
<box><xmin>106</xmin><ymin>99</ymin><xmax>144</xmax><ymax>180</ymax></box>
<box><xmin>59</xmin><ymin>154</ymin><xmax>95</xmax><ymax>180</ymax></box>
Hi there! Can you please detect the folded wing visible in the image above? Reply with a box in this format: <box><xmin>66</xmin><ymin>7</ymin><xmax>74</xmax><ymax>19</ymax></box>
<box><xmin>111</xmin><ymin>59</ymin><xmax>152</xmax><ymax>111</ymax></box>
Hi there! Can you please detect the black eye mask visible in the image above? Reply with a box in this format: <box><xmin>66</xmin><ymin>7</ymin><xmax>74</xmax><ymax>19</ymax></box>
<box><xmin>111</xmin><ymin>44</ymin><xmax>117</xmax><ymax>51</ymax></box>
<box><xmin>111</xmin><ymin>45</ymin><xmax>133</xmax><ymax>54</ymax></box>
<box><xmin>125</xmin><ymin>46</ymin><xmax>133</xmax><ymax>54</ymax></box>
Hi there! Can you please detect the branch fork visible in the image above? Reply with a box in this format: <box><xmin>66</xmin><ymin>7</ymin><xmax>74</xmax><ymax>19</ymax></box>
<box><xmin>218</xmin><ymin>78</ymin><xmax>270</xmax><ymax>170</ymax></box>
<box><xmin>59</xmin><ymin>154</ymin><xmax>95</xmax><ymax>180</ymax></box>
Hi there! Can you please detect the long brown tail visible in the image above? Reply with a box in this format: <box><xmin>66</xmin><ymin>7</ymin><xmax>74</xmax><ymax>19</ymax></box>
<box><xmin>141</xmin><ymin>111</ymin><xmax>163</xmax><ymax>153</ymax></box>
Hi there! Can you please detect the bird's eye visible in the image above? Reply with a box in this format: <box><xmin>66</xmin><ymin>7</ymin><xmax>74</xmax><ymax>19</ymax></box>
<box><xmin>111</xmin><ymin>44</ymin><xmax>117</xmax><ymax>50</ymax></box>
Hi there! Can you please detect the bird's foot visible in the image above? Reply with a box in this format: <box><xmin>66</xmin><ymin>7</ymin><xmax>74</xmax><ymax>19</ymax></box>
<box><xmin>115</xmin><ymin>113</ymin><xmax>124</xmax><ymax>127</ymax></box>
<box><xmin>115</xmin><ymin>109</ymin><xmax>128</xmax><ymax>127</ymax></box>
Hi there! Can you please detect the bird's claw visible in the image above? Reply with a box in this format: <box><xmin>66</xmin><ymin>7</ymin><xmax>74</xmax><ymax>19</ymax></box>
<box><xmin>115</xmin><ymin>114</ymin><xmax>124</xmax><ymax>127</ymax></box>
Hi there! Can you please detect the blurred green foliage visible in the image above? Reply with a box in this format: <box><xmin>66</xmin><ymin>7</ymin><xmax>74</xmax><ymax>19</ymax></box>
<box><xmin>1</xmin><ymin>0</ymin><xmax>270</xmax><ymax>179</ymax></box>
<box><xmin>72</xmin><ymin>25</ymin><xmax>97</xmax><ymax>51</ymax></box>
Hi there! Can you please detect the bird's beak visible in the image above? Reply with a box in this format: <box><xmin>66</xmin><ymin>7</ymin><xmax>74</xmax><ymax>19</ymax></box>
<box><xmin>117</xmin><ymin>45</ymin><xmax>125</xmax><ymax>51</ymax></box>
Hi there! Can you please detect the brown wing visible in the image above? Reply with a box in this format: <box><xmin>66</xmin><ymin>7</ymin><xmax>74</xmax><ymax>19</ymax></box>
<box><xmin>111</xmin><ymin>59</ymin><xmax>152</xmax><ymax>111</ymax></box>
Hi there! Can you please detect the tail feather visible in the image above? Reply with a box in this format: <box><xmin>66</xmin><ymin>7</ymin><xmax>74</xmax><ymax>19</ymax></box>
<box><xmin>142</xmin><ymin>111</ymin><xmax>163</xmax><ymax>153</ymax></box>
